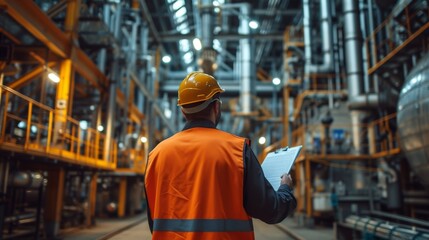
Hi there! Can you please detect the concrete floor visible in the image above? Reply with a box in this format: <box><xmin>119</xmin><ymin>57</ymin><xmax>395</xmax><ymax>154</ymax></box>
<box><xmin>60</xmin><ymin>213</ymin><xmax>334</xmax><ymax>240</ymax></box>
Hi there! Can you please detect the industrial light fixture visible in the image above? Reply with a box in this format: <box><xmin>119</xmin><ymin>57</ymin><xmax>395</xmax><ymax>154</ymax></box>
<box><xmin>162</xmin><ymin>55</ymin><xmax>171</xmax><ymax>63</ymax></box>
<box><xmin>258</xmin><ymin>136</ymin><xmax>266</xmax><ymax>145</ymax></box>
<box><xmin>17</xmin><ymin>121</ymin><xmax>26</xmax><ymax>128</ymax></box>
<box><xmin>249</xmin><ymin>20</ymin><xmax>259</xmax><ymax>29</ymax></box>
<box><xmin>193</xmin><ymin>38</ymin><xmax>202</xmax><ymax>51</ymax></box>
<box><xmin>97</xmin><ymin>125</ymin><xmax>104</xmax><ymax>132</ymax></box>
<box><xmin>140</xmin><ymin>136</ymin><xmax>148</xmax><ymax>143</ymax></box>
<box><xmin>272</xmin><ymin>77</ymin><xmax>281</xmax><ymax>85</ymax></box>
<box><xmin>47</xmin><ymin>68</ymin><xmax>60</xmax><ymax>83</ymax></box>
<box><xmin>164</xmin><ymin>109</ymin><xmax>172</xmax><ymax>119</ymax></box>
<box><xmin>30</xmin><ymin>125</ymin><xmax>38</xmax><ymax>133</ymax></box>
<box><xmin>79</xmin><ymin>120</ymin><xmax>88</xmax><ymax>130</ymax></box>
<box><xmin>186</xmin><ymin>66</ymin><xmax>194</xmax><ymax>73</ymax></box>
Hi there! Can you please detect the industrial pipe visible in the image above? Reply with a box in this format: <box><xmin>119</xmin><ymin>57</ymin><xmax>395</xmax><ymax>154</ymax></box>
<box><xmin>303</xmin><ymin>0</ymin><xmax>334</xmax><ymax>74</ymax></box>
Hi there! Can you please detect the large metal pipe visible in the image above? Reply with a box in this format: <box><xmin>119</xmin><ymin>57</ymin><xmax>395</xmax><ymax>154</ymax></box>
<box><xmin>220</xmin><ymin>3</ymin><xmax>254</xmax><ymax>114</ymax></box>
<box><xmin>343</xmin><ymin>0</ymin><xmax>379</xmax><ymax>156</ymax></box>
<box><xmin>239</xmin><ymin>3</ymin><xmax>254</xmax><ymax>114</ymax></box>
<box><xmin>104</xmin><ymin>2</ymin><xmax>123</xmax><ymax>161</ymax></box>
<box><xmin>303</xmin><ymin>0</ymin><xmax>334</xmax><ymax>74</ymax></box>
<box><xmin>343</xmin><ymin>0</ymin><xmax>379</xmax><ymax>109</ymax></box>
<box><xmin>345</xmin><ymin>215</ymin><xmax>429</xmax><ymax>239</ymax></box>
<box><xmin>201</xmin><ymin>0</ymin><xmax>213</xmax><ymax>48</ymax></box>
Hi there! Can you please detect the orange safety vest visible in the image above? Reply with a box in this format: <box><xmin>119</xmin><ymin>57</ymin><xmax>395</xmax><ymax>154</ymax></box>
<box><xmin>145</xmin><ymin>127</ymin><xmax>254</xmax><ymax>240</ymax></box>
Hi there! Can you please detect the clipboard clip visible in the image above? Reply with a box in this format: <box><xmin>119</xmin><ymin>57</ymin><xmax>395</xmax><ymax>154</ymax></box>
<box><xmin>275</xmin><ymin>146</ymin><xmax>289</xmax><ymax>153</ymax></box>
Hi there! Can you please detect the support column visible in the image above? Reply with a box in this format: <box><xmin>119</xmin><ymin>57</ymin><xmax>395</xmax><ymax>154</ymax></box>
<box><xmin>283</xmin><ymin>87</ymin><xmax>290</xmax><ymax>147</ymax></box>
<box><xmin>118</xmin><ymin>177</ymin><xmax>127</xmax><ymax>217</ymax></box>
<box><xmin>0</xmin><ymin>159</ymin><xmax>10</xmax><ymax>240</ymax></box>
<box><xmin>53</xmin><ymin>60</ymin><xmax>73</xmax><ymax>144</ymax></box>
<box><xmin>44</xmin><ymin>168</ymin><xmax>65</xmax><ymax>239</ymax></box>
<box><xmin>87</xmin><ymin>172</ymin><xmax>98</xmax><ymax>226</ymax></box>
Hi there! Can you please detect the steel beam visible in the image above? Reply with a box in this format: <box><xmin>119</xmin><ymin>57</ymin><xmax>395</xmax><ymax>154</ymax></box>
<box><xmin>0</xmin><ymin>0</ymin><xmax>107</xmax><ymax>90</ymax></box>
<box><xmin>6</xmin><ymin>63</ymin><xmax>56</xmax><ymax>90</ymax></box>
<box><xmin>158</xmin><ymin>33</ymin><xmax>285</xmax><ymax>42</ymax></box>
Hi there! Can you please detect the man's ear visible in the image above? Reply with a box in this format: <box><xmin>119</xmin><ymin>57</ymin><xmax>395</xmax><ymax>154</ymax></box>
<box><xmin>215</xmin><ymin>101</ymin><xmax>221</xmax><ymax>113</ymax></box>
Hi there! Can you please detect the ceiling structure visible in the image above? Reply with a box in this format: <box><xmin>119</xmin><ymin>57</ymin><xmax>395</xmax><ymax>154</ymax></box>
<box><xmin>145</xmin><ymin>0</ymin><xmax>302</xmax><ymax>82</ymax></box>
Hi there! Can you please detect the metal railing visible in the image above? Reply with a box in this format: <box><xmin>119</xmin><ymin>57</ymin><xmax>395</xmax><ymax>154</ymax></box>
<box><xmin>290</xmin><ymin>113</ymin><xmax>400</xmax><ymax>158</ymax></box>
<box><xmin>365</xmin><ymin>1</ymin><xmax>429</xmax><ymax>74</ymax></box>
<box><xmin>260</xmin><ymin>113</ymin><xmax>400</xmax><ymax>163</ymax></box>
<box><xmin>0</xmin><ymin>84</ymin><xmax>118</xmax><ymax>170</ymax></box>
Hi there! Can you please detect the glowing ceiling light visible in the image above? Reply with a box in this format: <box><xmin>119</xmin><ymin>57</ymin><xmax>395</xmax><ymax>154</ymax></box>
<box><xmin>140</xmin><ymin>136</ymin><xmax>148</xmax><ymax>143</ymax></box>
<box><xmin>162</xmin><ymin>55</ymin><xmax>171</xmax><ymax>63</ymax></box>
<box><xmin>175</xmin><ymin>7</ymin><xmax>187</xmax><ymax>18</ymax></box>
<box><xmin>193</xmin><ymin>38</ymin><xmax>202</xmax><ymax>51</ymax></box>
<box><xmin>273</xmin><ymin>77</ymin><xmax>281</xmax><ymax>85</ymax></box>
<box><xmin>179</xmin><ymin>39</ymin><xmax>190</xmax><ymax>51</ymax></box>
<box><xmin>258</xmin><ymin>136</ymin><xmax>266</xmax><ymax>145</ymax></box>
<box><xmin>18</xmin><ymin>121</ymin><xmax>26</xmax><ymax>128</ymax></box>
<box><xmin>187</xmin><ymin>66</ymin><xmax>194</xmax><ymax>73</ymax></box>
<box><xmin>249</xmin><ymin>20</ymin><xmax>259</xmax><ymax>29</ymax></box>
<box><xmin>183</xmin><ymin>52</ymin><xmax>193</xmax><ymax>64</ymax></box>
<box><xmin>31</xmin><ymin>125</ymin><xmax>38</xmax><ymax>133</ymax></box>
<box><xmin>97</xmin><ymin>125</ymin><xmax>104</xmax><ymax>132</ymax></box>
<box><xmin>164</xmin><ymin>109</ymin><xmax>172</xmax><ymax>119</ymax></box>
<box><xmin>79</xmin><ymin>120</ymin><xmax>88</xmax><ymax>130</ymax></box>
<box><xmin>48</xmin><ymin>71</ymin><xmax>60</xmax><ymax>83</ymax></box>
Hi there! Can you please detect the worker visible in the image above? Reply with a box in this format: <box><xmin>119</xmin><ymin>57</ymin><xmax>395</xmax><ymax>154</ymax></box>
<box><xmin>144</xmin><ymin>72</ymin><xmax>296</xmax><ymax>240</ymax></box>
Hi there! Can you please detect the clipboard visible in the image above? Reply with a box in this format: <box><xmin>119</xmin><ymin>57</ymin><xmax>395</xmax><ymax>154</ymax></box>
<box><xmin>261</xmin><ymin>145</ymin><xmax>302</xmax><ymax>190</ymax></box>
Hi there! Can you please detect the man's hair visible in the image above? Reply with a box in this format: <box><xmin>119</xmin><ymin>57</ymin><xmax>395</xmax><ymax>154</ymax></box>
<box><xmin>182</xmin><ymin>93</ymin><xmax>220</xmax><ymax>121</ymax></box>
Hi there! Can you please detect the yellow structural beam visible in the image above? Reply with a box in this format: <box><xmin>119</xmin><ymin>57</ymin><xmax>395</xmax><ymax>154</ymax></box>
<box><xmin>88</xmin><ymin>172</ymin><xmax>98</xmax><ymax>226</ymax></box>
<box><xmin>53</xmin><ymin>60</ymin><xmax>73</xmax><ymax>143</ymax></box>
<box><xmin>118</xmin><ymin>177</ymin><xmax>127</xmax><ymax>218</ymax></box>
<box><xmin>44</xmin><ymin>168</ymin><xmax>65</xmax><ymax>238</ymax></box>
<box><xmin>6</xmin><ymin>63</ymin><xmax>56</xmax><ymax>90</ymax></box>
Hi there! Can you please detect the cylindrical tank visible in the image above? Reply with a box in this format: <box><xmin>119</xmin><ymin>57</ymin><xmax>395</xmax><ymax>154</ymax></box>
<box><xmin>397</xmin><ymin>54</ymin><xmax>429</xmax><ymax>191</ymax></box>
<box><xmin>8</xmin><ymin>171</ymin><xmax>43</xmax><ymax>188</ymax></box>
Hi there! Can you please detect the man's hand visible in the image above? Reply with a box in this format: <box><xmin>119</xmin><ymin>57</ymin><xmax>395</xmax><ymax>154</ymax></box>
<box><xmin>281</xmin><ymin>174</ymin><xmax>293</xmax><ymax>187</ymax></box>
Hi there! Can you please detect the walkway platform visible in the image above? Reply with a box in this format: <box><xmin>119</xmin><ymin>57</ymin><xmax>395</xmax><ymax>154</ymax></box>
<box><xmin>59</xmin><ymin>213</ymin><xmax>334</xmax><ymax>240</ymax></box>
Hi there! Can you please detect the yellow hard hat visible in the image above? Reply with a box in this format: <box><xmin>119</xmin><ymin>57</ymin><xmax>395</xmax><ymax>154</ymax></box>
<box><xmin>177</xmin><ymin>72</ymin><xmax>225</xmax><ymax>107</ymax></box>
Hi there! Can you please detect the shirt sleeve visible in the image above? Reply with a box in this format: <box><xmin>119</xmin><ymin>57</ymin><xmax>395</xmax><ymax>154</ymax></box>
<box><xmin>243</xmin><ymin>143</ymin><xmax>297</xmax><ymax>224</ymax></box>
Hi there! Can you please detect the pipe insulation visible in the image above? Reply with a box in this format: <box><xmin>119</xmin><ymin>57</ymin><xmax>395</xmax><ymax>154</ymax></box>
<box><xmin>343</xmin><ymin>0</ymin><xmax>379</xmax><ymax>109</ymax></box>
<box><xmin>303</xmin><ymin>0</ymin><xmax>334</xmax><ymax>74</ymax></box>
<box><xmin>201</xmin><ymin>0</ymin><xmax>213</xmax><ymax>48</ymax></box>
<box><xmin>238</xmin><ymin>3</ymin><xmax>254</xmax><ymax>114</ymax></box>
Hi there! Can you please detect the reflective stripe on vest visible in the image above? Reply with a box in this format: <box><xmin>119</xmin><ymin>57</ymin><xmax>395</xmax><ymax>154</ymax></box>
<box><xmin>153</xmin><ymin>219</ymin><xmax>254</xmax><ymax>232</ymax></box>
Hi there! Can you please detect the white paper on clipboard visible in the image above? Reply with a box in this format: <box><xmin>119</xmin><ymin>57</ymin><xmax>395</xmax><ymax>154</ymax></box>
<box><xmin>261</xmin><ymin>145</ymin><xmax>302</xmax><ymax>190</ymax></box>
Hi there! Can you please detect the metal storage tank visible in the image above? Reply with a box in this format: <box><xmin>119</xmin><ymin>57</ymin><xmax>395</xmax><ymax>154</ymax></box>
<box><xmin>397</xmin><ymin>54</ymin><xmax>429</xmax><ymax>190</ymax></box>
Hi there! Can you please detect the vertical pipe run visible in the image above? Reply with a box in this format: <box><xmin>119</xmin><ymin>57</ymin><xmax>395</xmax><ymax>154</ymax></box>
<box><xmin>344</xmin><ymin>0</ymin><xmax>363</xmax><ymax>152</ymax></box>
<box><xmin>367</xmin><ymin>0</ymin><xmax>379</xmax><ymax>93</ymax></box>
<box><xmin>359</xmin><ymin>0</ymin><xmax>370</xmax><ymax>93</ymax></box>
<box><xmin>303</xmin><ymin>0</ymin><xmax>334</xmax><ymax>94</ymax></box>
<box><xmin>303</xmin><ymin>0</ymin><xmax>312</xmax><ymax>85</ymax></box>
<box><xmin>201</xmin><ymin>0</ymin><xmax>213</xmax><ymax>48</ymax></box>
<box><xmin>105</xmin><ymin>2</ymin><xmax>123</xmax><ymax>161</ymax></box>
<box><xmin>239</xmin><ymin>3</ymin><xmax>254</xmax><ymax>114</ymax></box>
